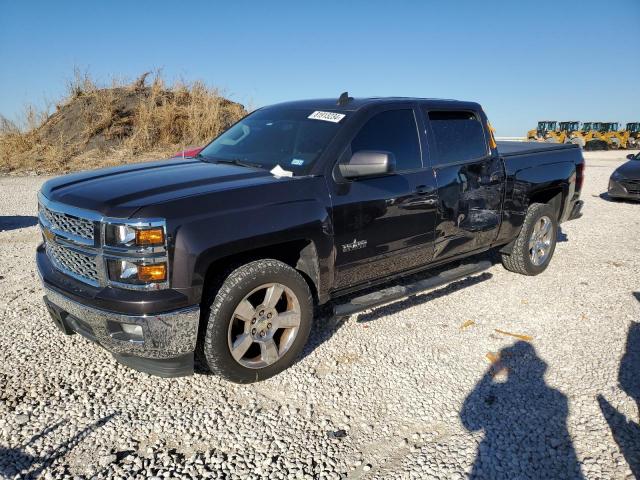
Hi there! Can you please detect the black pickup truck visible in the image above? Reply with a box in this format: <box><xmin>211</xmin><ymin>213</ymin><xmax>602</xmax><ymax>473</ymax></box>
<box><xmin>37</xmin><ymin>95</ymin><xmax>584</xmax><ymax>382</ymax></box>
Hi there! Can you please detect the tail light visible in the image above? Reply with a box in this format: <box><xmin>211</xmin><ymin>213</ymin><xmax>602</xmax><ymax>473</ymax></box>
<box><xmin>576</xmin><ymin>162</ymin><xmax>585</xmax><ymax>190</ymax></box>
<box><xmin>486</xmin><ymin>122</ymin><xmax>497</xmax><ymax>149</ymax></box>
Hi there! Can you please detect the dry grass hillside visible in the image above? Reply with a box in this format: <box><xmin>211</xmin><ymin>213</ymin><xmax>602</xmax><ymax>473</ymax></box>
<box><xmin>0</xmin><ymin>71</ymin><xmax>247</xmax><ymax>174</ymax></box>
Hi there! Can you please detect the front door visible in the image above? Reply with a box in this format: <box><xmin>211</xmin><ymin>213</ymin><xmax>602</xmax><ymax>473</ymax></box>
<box><xmin>423</xmin><ymin>109</ymin><xmax>505</xmax><ymax>260</ymax></box>
<box><xmin>329</xmin><ymin>107</ymin><xmax>439</xmax><ymax>291</ymax></box>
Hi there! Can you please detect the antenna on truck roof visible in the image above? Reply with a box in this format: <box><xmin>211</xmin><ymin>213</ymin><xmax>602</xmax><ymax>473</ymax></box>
<box><xmin>337</xmin><ymin>91</ymin><xmax>353</xmax><ymax>106</ymax></box>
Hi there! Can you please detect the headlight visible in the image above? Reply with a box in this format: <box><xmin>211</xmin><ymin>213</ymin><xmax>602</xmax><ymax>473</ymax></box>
<box><xmin>102</xmin><ymin>219</ymin><xmax>168</xmax><ymax>289</ymax></box>
<box><xmin>104</xmin><ymin>224</ymin><xmax>165</xmax><ymax>247</ymax></box>
<box><xmin>107</xmin><ymin>259</ymin><xmax>167</xmax><ymax>285</ymax></box>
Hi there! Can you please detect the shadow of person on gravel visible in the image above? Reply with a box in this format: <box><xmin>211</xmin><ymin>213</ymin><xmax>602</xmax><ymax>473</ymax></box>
<box><xmin>0</xmin><ymin>215</ymin><xmax>38</xmax><ymax>232</ymax></box>
<box><xmin>0</xmin><ymin>412</ymin><xmax>118</xmax><ymax>479</ymax></box>
<box><xmin>461</xmin><ymin>341</ymin><xmax>584</xmax><ymax>479</ymax></box>
<box><xmin>619</xmin><ymin>318</ymin><xmax>640</xmax><ymax>421</ymax></box>
<box><xmin>597</xmin><ymin>315</ymin><xmax>640</xmax><ymax>478</ymax></box>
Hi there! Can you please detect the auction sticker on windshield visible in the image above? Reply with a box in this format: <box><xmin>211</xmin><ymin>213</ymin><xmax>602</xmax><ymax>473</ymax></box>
<box><xmin>308</xmin><ymin>111</ymin><xmax>346</xmax><ymax>123</ymax></box>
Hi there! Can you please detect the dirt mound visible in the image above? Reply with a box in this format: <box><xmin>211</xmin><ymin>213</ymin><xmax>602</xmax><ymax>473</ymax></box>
<box><xmin>0</xmin><ymin>74</ymin><xmax>246</xmax><ymax>174</ymax></box>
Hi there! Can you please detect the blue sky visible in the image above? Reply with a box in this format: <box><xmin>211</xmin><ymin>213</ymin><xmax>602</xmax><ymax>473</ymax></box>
<box><xmin>1</xmin><ymin>0</ymin><xmax>639</xmax><ymax>136</ymax></box>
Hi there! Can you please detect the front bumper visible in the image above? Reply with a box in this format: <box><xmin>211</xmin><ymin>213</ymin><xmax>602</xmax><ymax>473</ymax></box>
<box><xmin>609</xmin><ymin>179</ymin><xmax>640</xmax><ymax>200</ymax></box>
<box><xmin>43</xmin><ymin>286</ymin><xmax>200</xmax><ymax>377</ymax></box>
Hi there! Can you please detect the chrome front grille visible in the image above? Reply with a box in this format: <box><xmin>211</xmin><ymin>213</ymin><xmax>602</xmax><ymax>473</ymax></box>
<box><xmin>622</xmin><ymin>181</ymin><xmax>640</xmax><ymax>194</ymax></box>
<box><xmin>40</xmin><ymin>205</ymin><xmax>95</xmax><ymax>241</ymax></box>
<box><xmin>45</xmin><ymin>241</ymin><xmax>100</xmax><ymax>285</ymax></box>
<box><xmin>38</xmin><ymin>193</ymin><xmax>169</xmax><ymax>291</ymax></box>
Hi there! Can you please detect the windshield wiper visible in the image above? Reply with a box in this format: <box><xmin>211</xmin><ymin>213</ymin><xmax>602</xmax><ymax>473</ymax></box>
<box><xmin>205</xmin><ymin>157</ymin><xmax>263</xmax><ymax>169</ymax></box>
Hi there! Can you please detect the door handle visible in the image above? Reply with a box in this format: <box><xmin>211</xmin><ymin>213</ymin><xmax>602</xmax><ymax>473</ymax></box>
<box><xmin>414</xmin><ymin>185</ymin><xmax>438</xmax><ymax>206</ymax></box>
<box><xmin>479</xmin><ymin>172</ymin><xmax>505</xmax><ymax>185</ymax></box>
<box><xmin>415</xmin><ymin>185</ymin><xmax>435</xmax><ymax>195</ymax></box>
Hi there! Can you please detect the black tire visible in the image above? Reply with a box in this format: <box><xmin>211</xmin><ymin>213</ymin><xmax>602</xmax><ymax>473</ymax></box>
<box><xmin>585</xmin><ymin>139</ymin><xmax>608</xmax><ymax>151</ymax></box>
<box><xmin>501</xmin><ymin>203</ymin><xmax>558</xmax><ymax>276</ymax></box>
<box><xmin>202</xmin><ymin>259</ymin><xmax>313</xmax><ymax>383</ymax></box>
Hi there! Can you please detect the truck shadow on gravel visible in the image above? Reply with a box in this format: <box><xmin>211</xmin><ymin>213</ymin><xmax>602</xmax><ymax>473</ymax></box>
<box><xmin>299</xmin><ymin>253</ymin><xmax>498</xmax><ymax>360</ymax></box>
<box><xmin>0</xmin><ymin>412</ymin><xmax>118</xmax><ymax>479</ymax></box>
<box><xmin>352</xmin><ymin>272</ymin><xmax>493</xmax><ymax>324</ymax></box>
<box><xmin>0</xmin><ymin>215</ymin><xmax>38</xmax><ymax>232</ymax></box>
<box><xmin>597</xmin><ymin>297</ymin><xmax>640</xmax><ymax>478</ymax></box>
<box><xmin>460</xmin><ymin>341</ymin><xmax>584</xmax><ymax>479</ymax></box>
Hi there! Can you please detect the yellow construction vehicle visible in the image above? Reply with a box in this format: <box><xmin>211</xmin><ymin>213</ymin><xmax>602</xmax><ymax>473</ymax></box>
<box><xmin>625</xmin><ymin>122</ymin><xmax>640</xmax><ymax>149</ymax></box>
<box><xmin>595</xmin><ymin>122</ymin><xmax>629</xmax><ymax>150</ymax></box>
<box><xmin>578</xmin><ymin>122</ymin><xmax>605</xmax><ymax>150</ymax></box>
<box><xmin>558</xmin><ymin>121</ymin><xmax>581</xmax><ymax>145</ymax></box>
<box><xmin>527</xmin><ymin>121</ymin><xmax>558</xmax><ymax>142</ymax></box>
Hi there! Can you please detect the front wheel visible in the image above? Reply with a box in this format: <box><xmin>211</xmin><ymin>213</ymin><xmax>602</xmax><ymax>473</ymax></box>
<box><xmin>501</xmin><ymin>203</ymin><xmax>558</xmax><ymax>276</ymax></box>
<box><xmin>202</xmin><ymin>259</ymin><xmax>313</xmax><ymax>383</ymax></box>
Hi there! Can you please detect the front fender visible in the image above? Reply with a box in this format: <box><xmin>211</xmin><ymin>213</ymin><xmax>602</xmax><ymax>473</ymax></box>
<box><xmin>133</xmin><ymin>176</ymin><xmax>334</xmax><ymax>304</ymax></box>
<box><xmin>181</xmin><ymin>198</ymin><xmax>333</xmax><ymax>290</ymax></box>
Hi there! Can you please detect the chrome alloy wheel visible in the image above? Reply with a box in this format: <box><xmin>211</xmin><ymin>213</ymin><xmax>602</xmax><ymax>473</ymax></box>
<box><xmin>529</xmin><ymin>215</ymin><xmax>553</xmax><ymax>266</ymax></box>
<box><xmin>227</xmin><ymin>283</ymin><xmax>301</xmax><ymax>369</ymax></box>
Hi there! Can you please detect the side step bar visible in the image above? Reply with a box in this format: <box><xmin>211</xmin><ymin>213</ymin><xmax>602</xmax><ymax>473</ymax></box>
<box><xmin>333</xmin><ymin>260</ymin><xmax>493</xmax><ymax>317</ymax></box>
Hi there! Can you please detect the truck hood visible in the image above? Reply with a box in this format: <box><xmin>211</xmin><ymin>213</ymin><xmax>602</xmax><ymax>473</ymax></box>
<box><xmin>41</xmin><ymin>158</ymin><xmax>291</xmax><ymax>218</ymax></box>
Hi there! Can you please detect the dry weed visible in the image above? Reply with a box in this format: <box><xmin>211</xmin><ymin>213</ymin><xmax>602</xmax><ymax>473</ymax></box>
<box><xmin>0</xmin><ymin>70</ymin><xmax>246</xmax><ymax>174</ymax></box>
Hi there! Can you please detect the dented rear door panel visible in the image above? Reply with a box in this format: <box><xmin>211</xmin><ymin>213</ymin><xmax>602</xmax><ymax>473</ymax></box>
<box><xmin>421</xmin><ymin>105</ymin><xmax>506</xmax><ymax>261</ymax></box>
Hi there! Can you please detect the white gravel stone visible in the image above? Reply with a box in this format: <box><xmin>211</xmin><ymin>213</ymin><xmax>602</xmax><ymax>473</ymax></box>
<box><xmin>0</xmin><ymin>150</ymin><xmax>639</xmax><ymax>478</ymax></box>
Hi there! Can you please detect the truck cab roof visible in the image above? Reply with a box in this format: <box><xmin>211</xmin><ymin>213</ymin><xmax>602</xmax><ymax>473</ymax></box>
<box><xmin>266</xmin><ymin>97</ymin><xmax>483</xmax><ymax>113</ymax></box>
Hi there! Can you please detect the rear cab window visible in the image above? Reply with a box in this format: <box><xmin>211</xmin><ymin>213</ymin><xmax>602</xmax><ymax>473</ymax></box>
<box><xmin>426</xmin><ymin>110</ymin><xmax>489</xmax><ymax>166</ymax></box>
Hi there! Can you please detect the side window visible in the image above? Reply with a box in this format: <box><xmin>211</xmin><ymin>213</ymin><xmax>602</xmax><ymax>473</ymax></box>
<box><xmin>427</xmin><ymin>110</ymin><xmax>488</xmax><ymax>165</ymax></box>
<box><xmin>351</xmin><ymin>109</ymin><xmax>422</xmax><ymax>171</ymax></box>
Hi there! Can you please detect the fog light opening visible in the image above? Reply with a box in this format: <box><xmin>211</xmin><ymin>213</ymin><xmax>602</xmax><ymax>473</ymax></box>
<box><xmin>108</xmin><ymin>321</ymin><xmax>144</xmax><ymax>343</ymax></box>
<box><xmin>121</xmin><ymin>323</ymin><xmax>143</xmax><ymax>338</ymax></box>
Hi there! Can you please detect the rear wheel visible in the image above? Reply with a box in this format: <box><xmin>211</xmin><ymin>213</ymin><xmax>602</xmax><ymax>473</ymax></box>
<box><xmin>202</xmin><ymin>259</ymin><xmax>313</xmax><ymax>383</ymax></box>
<box><xmin>501</xmin><ymin>203</ymin><xmax>558</xmax><ymax>276</ymax></box>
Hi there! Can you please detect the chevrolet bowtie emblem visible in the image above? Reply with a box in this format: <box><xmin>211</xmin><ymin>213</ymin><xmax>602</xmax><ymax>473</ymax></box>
<box><xmin>42</xmin><ymin>226</ymin><xmax>55</xmax><ymax>242</ymax></box>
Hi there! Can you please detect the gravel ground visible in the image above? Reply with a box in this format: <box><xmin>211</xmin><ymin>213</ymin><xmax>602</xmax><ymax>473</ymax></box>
<box><xmin>1</xmin><ymin>151</ymin><xmax>639</xmax><ymax>479</ymax></box>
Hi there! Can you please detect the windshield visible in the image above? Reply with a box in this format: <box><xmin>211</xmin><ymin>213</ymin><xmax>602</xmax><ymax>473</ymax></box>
<box><xmin>559</xmin><ymin>122</ymin><xmax>579</xmax><ymax>131</ymax></box>
<box><xmin>601</xmin><ymin>123</ymin><xmax>618</xmax><ymax>132</ymax></box>
<box><xmin>627</xmin><ymin>123</ymin><xmax>640</xmax><ymax>133</ymax></box>
<box><xmin>198</xmin><ymin>107</ymin><xmax>347</xmax><ymax>175</ymax></box>
<box><xmin>583</xmin><ymin>123</ymin><xmax>600</xmax><ymax>131</ymax></box>
<box><xmin>537</xmin><ymin>121</ymin><xmax>556</xmax><ymax>131</ymax></box>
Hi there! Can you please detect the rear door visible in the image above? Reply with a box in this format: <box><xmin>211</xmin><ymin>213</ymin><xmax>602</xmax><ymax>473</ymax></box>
<box><xmin>329</xmin><ymin>106</ymin><xmax>439</xmax><ymax>291</ymax></box>
<box><xmin>423</xmin><ymin>108</ymin><xmax>505</xmax><ymax>260</ymax></box>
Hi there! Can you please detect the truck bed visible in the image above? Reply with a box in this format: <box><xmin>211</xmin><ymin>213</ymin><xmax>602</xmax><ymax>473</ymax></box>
<box><xmin>497</xmin><ymin>141</ymin><xmax>579</xmax><ymax>157</ymax></box>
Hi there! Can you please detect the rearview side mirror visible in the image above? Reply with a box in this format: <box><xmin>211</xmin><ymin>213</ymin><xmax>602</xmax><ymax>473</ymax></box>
<box><xmin>627</xmin><ymin>153</ymin><xmax>638</xmax><ymax>160</ymax></box>
<box><xmin>339</xmin><ymin>150</ymin><xmax>395</xmax><ymax>179</ymax></box>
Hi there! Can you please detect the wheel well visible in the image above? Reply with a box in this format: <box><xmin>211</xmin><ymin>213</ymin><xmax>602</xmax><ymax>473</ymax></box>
<box><xmin>200</xmin><ymin>239</ymin><xmax>320</xmax><ymax>306</ymax></box>
<box><xmin>529</xmin><ymin>188</ymin><xmax>564</xmax><ymax>220</ymax></box>
<box><xmin>501</xmin><ymin>188</ymin><xmax>564</xmax><ymax>255</ymax></box>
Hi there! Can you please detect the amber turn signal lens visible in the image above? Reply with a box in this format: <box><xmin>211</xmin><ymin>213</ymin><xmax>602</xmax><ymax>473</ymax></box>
<box><xmin>137</xmin><ymin>263</ymin><xmax>167</xmax><ymax>282</ymax></box>
<box><xmin>135</xmin><ymin>228</ymin><xmax>164</xmax><ymax>246</ymax></box>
